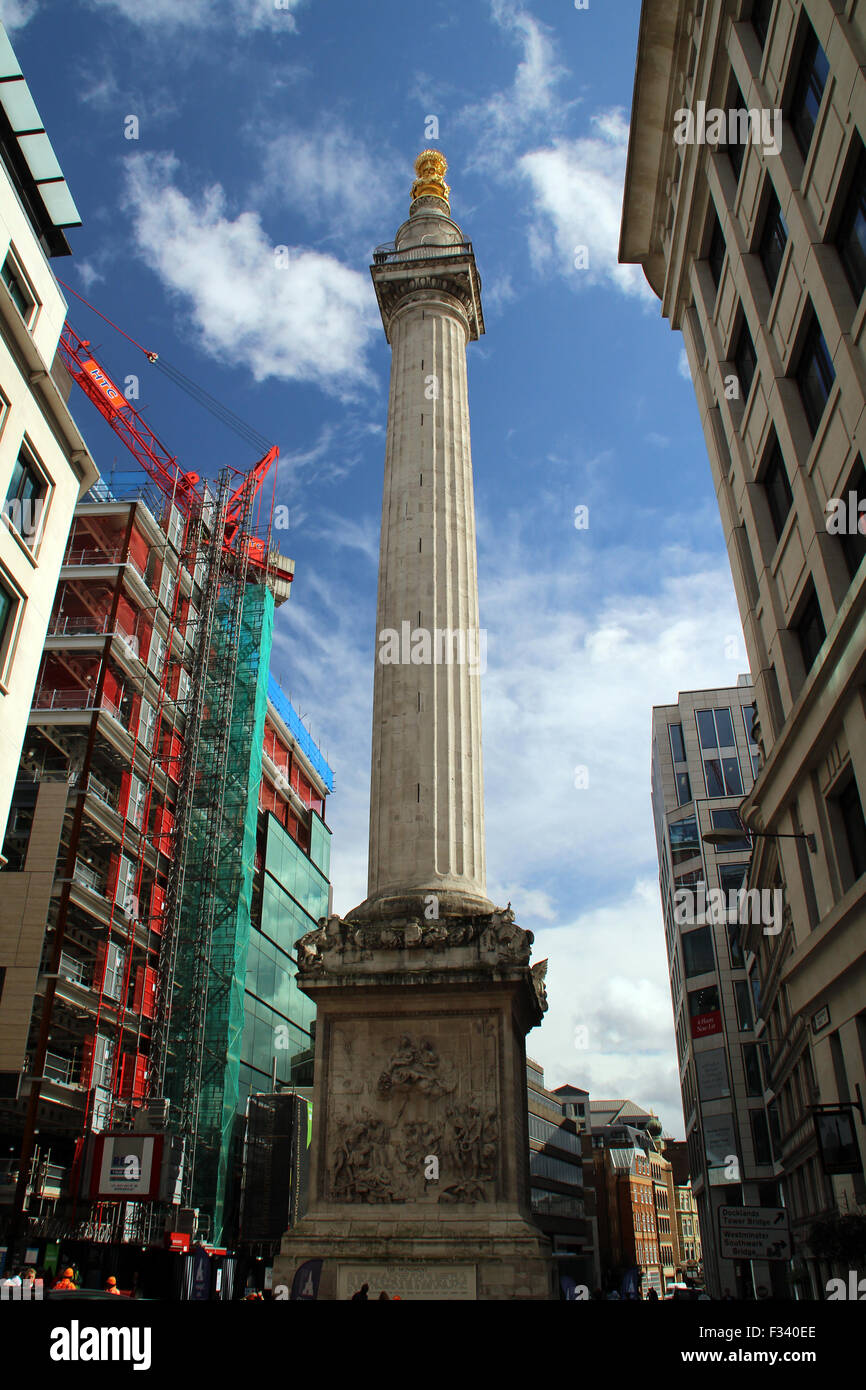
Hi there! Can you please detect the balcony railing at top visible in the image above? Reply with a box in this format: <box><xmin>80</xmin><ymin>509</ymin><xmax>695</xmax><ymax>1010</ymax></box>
<box><xmin>43</xmin><ymin>1050</ymin><xmax>79</xmax><ymax>1087</ymax></box>
<box><xmin>62</xmin><ymin>546</ymin><xmax>148</xmax><ymax>583</ymax></box>
<box><xmin>372</xmin><ymin>240</ymin><xmax>473</xmax><ymax>266</ymax></box>
<box><xmin>47</xmin><ymin>613</ymin><xmax>138</xmax><ymax>649</ymax></box>
<box><xmin>32</xmin><ymin>688</ymin><xmax>123</xmax><ymax>723</ymax></box>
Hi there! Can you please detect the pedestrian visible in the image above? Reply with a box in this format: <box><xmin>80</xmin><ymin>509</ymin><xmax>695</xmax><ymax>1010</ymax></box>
<box><xmin>646</xmin><ymin>1286</ymin><xmax>658</xmax><ymax>1301</ymax></box>
<box><xmin>53</xmin><ymin>1267</ymin><xmax>77</xmax><ymax>1290</ymax></box>
<box><xmin>104</xmin><ymin>1276</ymin><xmax>120</xmax><ymax>1295</ymax></box>
<box><xmin>351</xmin><ymin>1282</ymin><xmax>369</xmax><ymax>1301</ymax></box>
<box><xmin>377</xmin><ymin>1290</ymin><xmax>390</xmax><ymax>1300</ymax></box>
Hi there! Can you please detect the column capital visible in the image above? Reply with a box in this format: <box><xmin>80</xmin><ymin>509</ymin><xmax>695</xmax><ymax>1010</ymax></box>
<box><xmin>370</xmin><ymin>250</ymin><xmax>484</xmax><ymax>342</ymax></box>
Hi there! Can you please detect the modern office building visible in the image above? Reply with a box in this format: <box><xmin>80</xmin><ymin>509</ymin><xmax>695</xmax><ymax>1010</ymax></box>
<box><xmin>526</xmin><ymin>1059</ymin><xmax>594</xmax><ymax>1289</ymax></box>
<box><xmin>0</xmin><ymin>24</ymin><xmax>98</xmax><ymax>854</ymax></box>
<box><xmin>0</xmin><ymin>488</ymin><xmax>332</xmax><ymax>1252</ymax></box>
<box><xmin>622</xmin><ymin>0</ymin><xmax>866</xmax><ymax>1298</ymax></box>
<box><xmin>651</xmin><ymin>679</ymin><xmax>781</xmax><ymax>1295</ymax></box>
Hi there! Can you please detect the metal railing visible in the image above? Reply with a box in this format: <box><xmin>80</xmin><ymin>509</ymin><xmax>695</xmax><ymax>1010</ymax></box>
<box><xmin>372</xmin><ymin>240</ymin><xmax>473</xmax><ymax>266</ymax></box>
<box><xmin>58</xmin><ymin>952</ymin><xmax>90</xmax><ymax>987</ymax></box>
<box><xmin>43</xmin><ymin>1051</ymin><xmax>78</xmax><ymax>1087</ymax></box>
<box><xmin>32</xmin><ymin>688</ymin><xmax>124</xmax><ymax>722</ymax></box>
<box><xmin>72</xmin><ymin>860</ymin><xmax>105</xmax><ymax>896</ymax></box>
<box><xmin>62</xmin><ymin>546</ymin><xmax>148</xmax><ymax>583</ymax></box>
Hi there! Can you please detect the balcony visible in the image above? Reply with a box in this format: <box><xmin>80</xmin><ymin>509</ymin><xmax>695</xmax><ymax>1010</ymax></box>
<box><xmin>72</xmin><ymin>859</ymin><xmax>106</xmax><ymax>897</ymax></box>
<box><xmin>58</xmin><ymin>952</ymin><xmax>90</xmax><ymax>988</ymax></box>
<box><xmin>43</xmin><ymin>1051</ymin><xmax>79</xmax><ymax>1087</ymax></box>
<box><xmin>32</xmin><ymin>688</ymin><xmax>123</xmax><ymax>723</ymax></box>
<box><xmin>62</xmin><ymin>546</ymin><xmax>148</xmax><ymax>584</ymax></box>
<box><xmin>372</xmin><ymin>240</ymin><xmax>473</xmax><ymax>265</ymax></box>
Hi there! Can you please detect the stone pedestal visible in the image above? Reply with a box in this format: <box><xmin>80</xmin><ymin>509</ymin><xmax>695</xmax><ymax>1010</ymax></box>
<box><xmin>273</xmin><ymin>907</ymin><xmax>554</xmax><ymax>1300</ymax></box>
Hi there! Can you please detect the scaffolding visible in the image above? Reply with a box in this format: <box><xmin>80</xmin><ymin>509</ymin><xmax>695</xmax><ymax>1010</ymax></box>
<box><xmin>32</xmin><ymin>324</ymin><xmax>291</xmax><ymax>1247</ymax></box>
<box><xmin>149</xmin><ymin>469</ymin><xmax>276</xmax><ymax>1237</ymax></box>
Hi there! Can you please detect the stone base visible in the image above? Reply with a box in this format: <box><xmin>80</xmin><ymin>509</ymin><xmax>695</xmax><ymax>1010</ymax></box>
<box><xmin>282</xmin><ymin>906</ymin><xmax>554</xmax><ymax>1301</ymax></box>
<box><xmin>274</xmin><ymin>1212</ymin><xmax>554</xmax><ymax>1300</ymax></box>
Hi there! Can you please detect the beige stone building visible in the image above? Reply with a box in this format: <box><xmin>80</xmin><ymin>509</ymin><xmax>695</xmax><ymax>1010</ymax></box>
<box><xmin>622</xmin><ymin>0</ymin><xmax>866</xmax><ymax>1297</ymax></box>
<box><xmin>0</xmin><ymin>25</ymin><xmax>97</xmax><ymax>862</ymax></box>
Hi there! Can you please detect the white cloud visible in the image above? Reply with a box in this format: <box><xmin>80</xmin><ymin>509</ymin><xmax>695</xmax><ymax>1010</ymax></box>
<box><xmin>88</xmin><ymin>0</ymin><xmax>306</xmax><ymax>31</ymax></box>
<box><xmin>122</xmin><ymin>152</ymin><xmax>378</xmax><ymax>394</ymax></box>
<box><xmin>462</xmin><ymin>0</ymin><xmax>570</xmax><ymax>169</ymax></box>
<box><xmin>0</xmin><ymin>0</ymin><xmax>37</xmax><ymax>32</ymax></box>
<box><xmin>529</xmin><ymin>881</ymin><xmax>685</xmax><ymax>1136</ymax></box>
<box><xmin>678</xmin><ymin>347</ymin><xmax>692</xmax><ymax>380</ymax></box>
<box><xmin>74</xmin><ymin>261</ymin><xmax>105</xmax><ymax>294</ymax></box>
<box><xmin>519</xmin><ymin>111</ymin><xmax>654</xmax><ymax>299</ymax></box>
<box><xmin>260</xmin><ymin>123</ymin><xmax>403</xmax><ymax>241</ymax></box>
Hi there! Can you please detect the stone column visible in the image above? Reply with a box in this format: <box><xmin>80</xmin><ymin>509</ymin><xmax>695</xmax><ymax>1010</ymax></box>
<box><xmin>275</xmin><ymin>154</ymin><xmax>554</xmax><ymax>1302</ymax></box>
<box><xmin>352</xmin><ymin>151</ymin><xmax>491</xmax><ymax>923</ymax></box>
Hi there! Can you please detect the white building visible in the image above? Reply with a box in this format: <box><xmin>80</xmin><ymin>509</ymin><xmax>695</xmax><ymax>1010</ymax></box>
<box><xmin>0</xmin><ymin>24</ymin><xmax>98</xmax><ymax>857</ymax></box>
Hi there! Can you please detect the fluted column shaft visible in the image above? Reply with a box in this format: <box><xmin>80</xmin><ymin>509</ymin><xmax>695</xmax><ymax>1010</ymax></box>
<box><xmin>366</xmin><ymin>281</ymin><xmax>487</xmax><ymax>910</ymax></box>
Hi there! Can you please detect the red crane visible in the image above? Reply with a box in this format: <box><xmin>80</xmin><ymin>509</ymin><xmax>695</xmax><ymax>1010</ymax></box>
<box><xmin>58</xmin><ymin>322</ymin><xmax>287</xmax><ymax>580</ymax></box>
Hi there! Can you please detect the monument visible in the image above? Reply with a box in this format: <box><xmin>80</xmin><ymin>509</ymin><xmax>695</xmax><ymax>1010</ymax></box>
<box><xmin>273</xmin><ymin>151</ymin><xmax>554</xmax><ymax>1300</ymax></box>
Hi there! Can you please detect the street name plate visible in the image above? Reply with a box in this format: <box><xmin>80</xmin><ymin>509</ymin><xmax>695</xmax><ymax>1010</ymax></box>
<box><xmin>718</xmin><ymin>1205</ymin><xmax>792</xmax><ymax>1261</ymax></box>
<box><xmin>337</xmin><ymin>1264</ymin><xmax>477</xmax><ymax>1301</ymax></box>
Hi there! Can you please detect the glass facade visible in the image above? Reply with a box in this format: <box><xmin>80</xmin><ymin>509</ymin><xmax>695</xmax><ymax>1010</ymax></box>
<box><xmin>239</xmin><ymin>810</ymin><xmax>331</xmax><ymax>1112</ymax></box>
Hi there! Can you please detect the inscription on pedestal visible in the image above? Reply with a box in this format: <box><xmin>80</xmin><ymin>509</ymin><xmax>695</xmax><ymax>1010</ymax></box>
<box><xmin>337</xmin><ymin>1263</ymin><xmax>477</xmax><ymax>1301</ymax></box>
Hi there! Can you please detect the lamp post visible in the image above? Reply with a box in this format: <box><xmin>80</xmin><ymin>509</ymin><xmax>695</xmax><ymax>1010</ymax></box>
<box><xmin>701</xmin><ymin>827</ymin><xmax>817</xmax><ymax>854</ymax></box>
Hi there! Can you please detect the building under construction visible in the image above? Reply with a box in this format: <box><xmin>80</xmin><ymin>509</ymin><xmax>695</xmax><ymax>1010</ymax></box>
<box><xmin>0</xmin><ymin>455</ymin><xmax>333</xmax><ymax>1263</ymax></box>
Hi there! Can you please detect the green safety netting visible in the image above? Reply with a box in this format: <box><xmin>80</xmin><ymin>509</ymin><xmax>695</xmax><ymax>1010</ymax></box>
<box><xmin>162</xmin><ymin>578</ymin><xmax>274</xmax><ymax>1242</ymax></box>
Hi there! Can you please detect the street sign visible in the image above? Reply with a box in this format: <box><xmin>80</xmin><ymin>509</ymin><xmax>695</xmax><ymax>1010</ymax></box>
<box><xmin>718</xmin><ymin>1205</ymin><xmax>792</xmax><ymax>1261</ymax></box>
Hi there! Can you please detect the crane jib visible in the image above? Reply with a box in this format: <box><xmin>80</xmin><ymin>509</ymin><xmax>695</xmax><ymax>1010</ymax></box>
<box><xmin>81</xmin><ymin>357</ymin><xmax>127</xmax><ymax>415</ymax></box>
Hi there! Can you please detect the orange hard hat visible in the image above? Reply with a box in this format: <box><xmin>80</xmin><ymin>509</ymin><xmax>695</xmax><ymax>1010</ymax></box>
<box><xmin>63</xmin><ymin>1268</ymin><xmax>74</xmax><ymax>1278</ymax></box>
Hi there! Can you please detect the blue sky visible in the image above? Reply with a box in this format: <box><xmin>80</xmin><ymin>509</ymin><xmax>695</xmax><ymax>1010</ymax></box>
<box><xmin>4</xmin><ymin>0</ymin><xmax>749</xmax><ymax>1136</ymax></box>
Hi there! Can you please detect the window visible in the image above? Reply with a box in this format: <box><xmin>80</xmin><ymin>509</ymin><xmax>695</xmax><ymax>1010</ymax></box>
<box><xmin>707</xmin><ymin>210</ymin><xmax>726</xmax><ymax>289</ymax></box>
<box><xmin>761</xmin><ymin>437</ymin><xmax>793</xmax><ymax>544</ymax></box>
<box><xmin>743</xmin><ymin>1045</ymin><xmax>763</xmax><ymax>1097</ymax></box>
<box><xmin>733</xmin><ymin>316</ymin><xmax>757</xmax><ymax>401</ymax></box>
<box><xmin>669</xmin><ymin>723</ymin><xmax>692</xmax><ymax>806</ymax></box>
<box><xmin>751</xmin><ymin>1109</ymin><xmax>773</xmax><ymax>1164</ymax></box>
<box><xmin>712</xmin><ymin>810</ymin><xmax>752</xmax><ymax>853</ymax></box>
<box><xmin>735</xmin><ymin>980</ymin><xmax>754</xmax><ymax>1031</ymax></box>
<box><xmin>831</xmin><ymin>772</ymin><xmax>866</xmax><ymax>883</ymax></box>
<box><xmin>682</xmin><ymin>925</ymin><xmax>715</xmax><ymax>979</ymax></box>
<box><xmin>102</xmin><ymin>942</ymin><xmax>127</xmax><ymax>1002</ymax></box>
<box><xmin>139</xmin><ymin>698</ymin><xmax>157</xmax><ymax>751</ymax></box>
<box><xmin>126</xmin><ymin>774</ymin><xmax>146</xmax><ymax>830</ymax></box>
<box><xmin>836</xmin><ymin>457</ymin><xmax>866</xmax><ymax>583</ymax></box>
<box><xmin>148</xmin><ymin>632</ymin><xmax>167</xmax><ymax>677</ymax></box>
<box><xmin>670</xmin><ymin>815</ymin><xmax>700</xmax><ymax>868</ymax></box>
<box><xmin>1</xmin><ymin>246</ymin><xmax>37</xmax><ymax>324</ymax></box>
<box><xmin>759</xmin><ymin>185</ymin><xmax>788</xmax><ymax>293</ymax></box>
<box><xmin>725</xmin><ymin>79</ymin><xmax>747</xmax><ymax>183</ymax></box>
<box><xmin>790</xmin><ymin>24</ymin><xmax>830</xmax><ymax>159</ymax></box>
<box><xmin>796</xmin><ymin>311</ymin><xmax>835</xmax><ymax>435</ymax></box>
<box><xmin>4</xmin><ymin>444</ymin><xmax>47</xmax><ymax>550</ymax></box>
<box><xmin>752</xmin><ymin>0</ymin><xmax>773</xmax><ymax>50</ymax></box>
<box><xmin>793</xmin><ymin>580</ymin><xmax>826</xmax><ymax>675</ymax></box>
<box><xmin>836</xmin><ymin>143</ymin><xmax>866</xmax><ymax>304</ymax></box>
<box><xmin>697</xmin><ymin>709</ymin><xmax>743</xmax><ymax>796</ymax></box>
